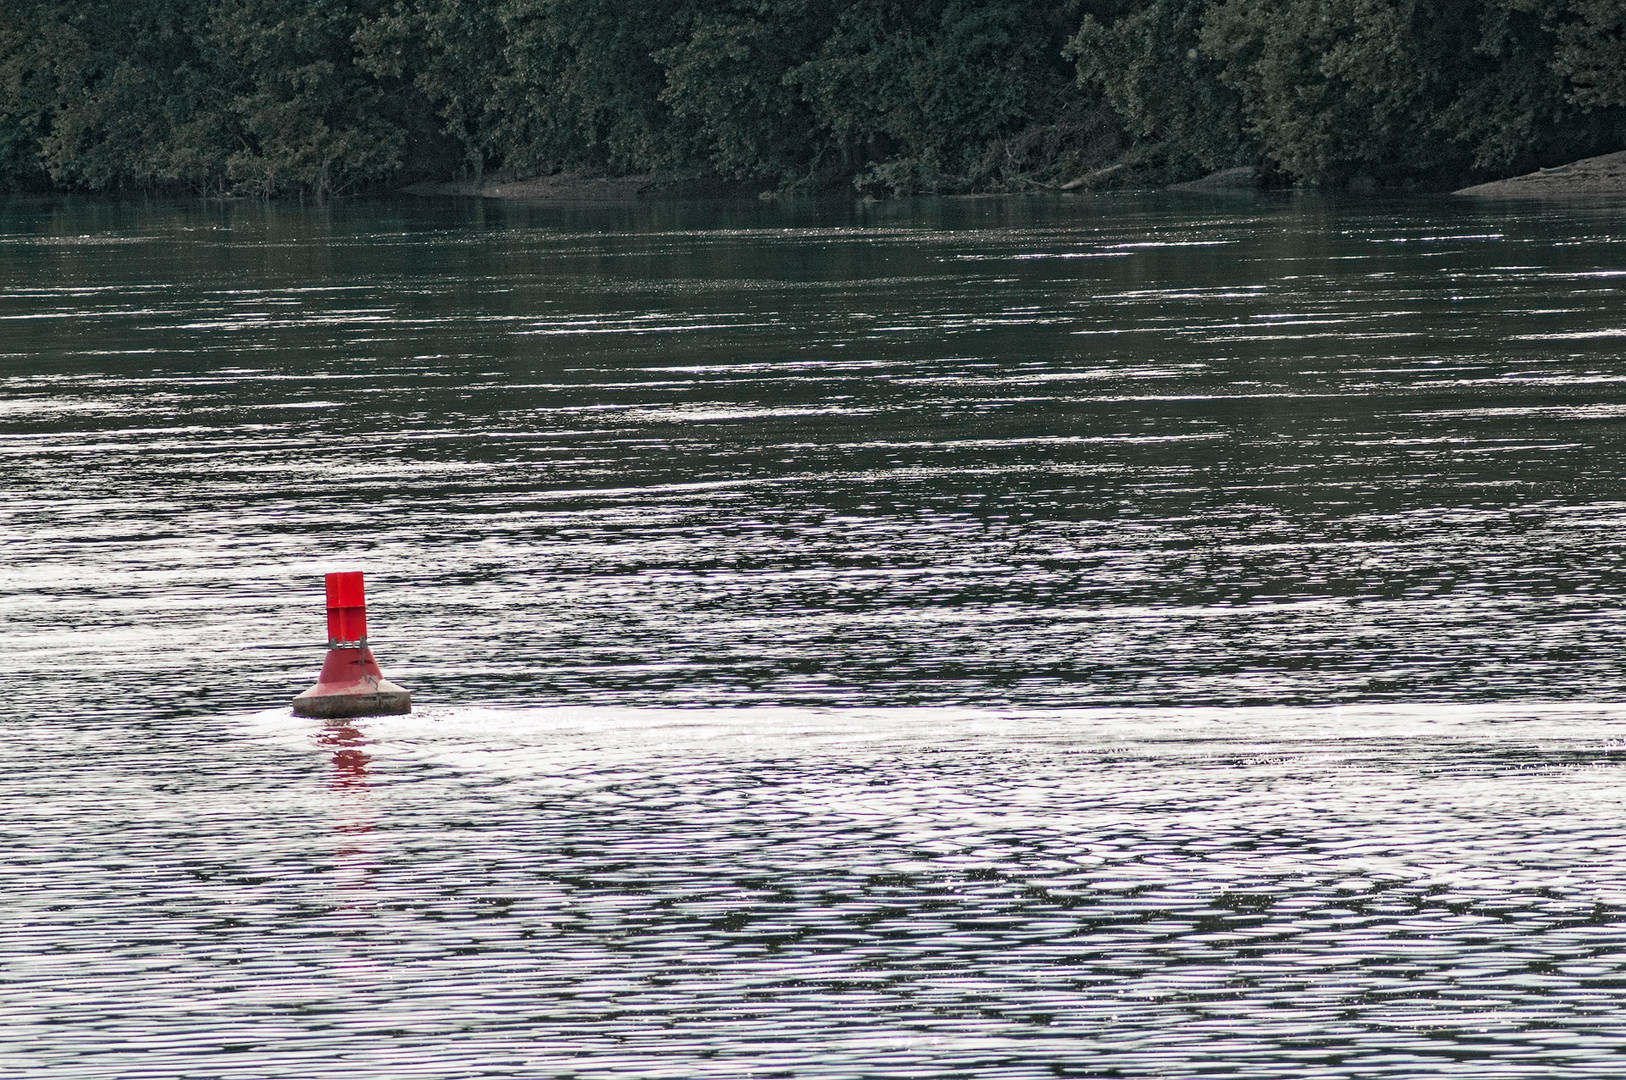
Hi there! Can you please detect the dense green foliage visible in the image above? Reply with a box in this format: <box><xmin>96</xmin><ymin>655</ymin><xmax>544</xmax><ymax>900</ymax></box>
<box><xmin>1066</xmin><ymin>0</ymin><xmax>1251</xmax><ymax>177</ymax></box>
<box><xmin>0</xmin><ymin>0</ymin><xmax>1621</xmax><ymax>197</ymax></box>
<box><xmin>1191</xmin><ymin>0</ymin><xmax>1622</xmax><ymax>185</ymax></box>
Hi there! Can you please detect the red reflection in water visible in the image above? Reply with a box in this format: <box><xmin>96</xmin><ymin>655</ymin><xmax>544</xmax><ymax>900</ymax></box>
<box><xmin>317</xmin><ymin>720</ymin><xmax>374</xmax><ymax>867</ymax></box>
<box><xmin>315</xmin><ymin>722</ymin><xmax>376</xmax><ymax>931</ymax></box>
<box><xmin>317</xmin><ymin>722</ymin><xmax>372</xmax><ymax>793</ymax></box>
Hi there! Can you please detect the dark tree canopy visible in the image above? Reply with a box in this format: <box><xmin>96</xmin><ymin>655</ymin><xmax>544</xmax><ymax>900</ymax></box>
<box><xmin>0</xmin><ymin>0</ymin><xmax>1619</xmax><ymax>197</ymax></box>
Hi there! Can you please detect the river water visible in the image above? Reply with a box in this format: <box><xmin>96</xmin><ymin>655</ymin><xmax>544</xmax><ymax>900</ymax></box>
<box><xmin>3</xmin><ymin>192</ymin><xmax>1626</xmax><ymax>1076</ymax></box>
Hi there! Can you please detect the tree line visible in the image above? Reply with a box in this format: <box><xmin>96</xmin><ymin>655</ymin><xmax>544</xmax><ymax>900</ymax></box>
<box><xmin>0</xmin><ymin>0</ymin><xmax>1621</xmax><ymax>198</ymax></box>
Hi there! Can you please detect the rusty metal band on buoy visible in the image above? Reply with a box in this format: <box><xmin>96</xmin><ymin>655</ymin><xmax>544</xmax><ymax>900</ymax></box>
<box><xmin>291</xmin><ymin>571</ymin><xmax>411</xmax><ymax>719</ymax></box>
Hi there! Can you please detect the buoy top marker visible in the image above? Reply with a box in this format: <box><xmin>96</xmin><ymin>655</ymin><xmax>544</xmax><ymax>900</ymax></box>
<box><xmin>326</xmin><ymin>570</ymin><xmax>368</xmax><ymax>645</ymax></box>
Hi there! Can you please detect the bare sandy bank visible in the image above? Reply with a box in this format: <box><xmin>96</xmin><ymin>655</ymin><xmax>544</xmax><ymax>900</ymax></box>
<box><xmin>1455</xmin><ymin>150</ymin><xmax>1626</xmax><ymax>198</ymax></box>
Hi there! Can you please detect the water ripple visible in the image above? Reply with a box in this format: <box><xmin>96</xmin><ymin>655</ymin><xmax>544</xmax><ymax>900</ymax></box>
<box><xmin>5</xmin><ymin>194</ymin><xmax>1626</xmax><ymax>1076</ymax></box>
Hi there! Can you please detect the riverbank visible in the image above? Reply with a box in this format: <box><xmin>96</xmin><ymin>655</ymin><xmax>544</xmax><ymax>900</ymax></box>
<box><xmin>402</xmin><ymin>173</ymin><xmax>757</xmax><ymax>202</ymax></box>
<box><xmin>402</xmin><ymin>150</ymin><xmax>1626</xmax><ymax>205</ymax></box>
<box><xmin>1456</xmin><ymin>150</ymin><xmax>1626</xmax><ymax>198</ymax></box>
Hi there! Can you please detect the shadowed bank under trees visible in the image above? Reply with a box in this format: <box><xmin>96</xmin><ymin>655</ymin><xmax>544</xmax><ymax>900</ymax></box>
<box><xmin>0</xmin><ymin>0</ymin><xmax>1621</xmax><ymax>199</ymax></box>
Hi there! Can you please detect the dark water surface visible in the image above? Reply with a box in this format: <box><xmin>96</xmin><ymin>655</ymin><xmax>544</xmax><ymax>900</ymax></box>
<box><xmin>4</xmin><ymin>193</ymin><xmax>1626</xmax><ymax>1076</ymax></box>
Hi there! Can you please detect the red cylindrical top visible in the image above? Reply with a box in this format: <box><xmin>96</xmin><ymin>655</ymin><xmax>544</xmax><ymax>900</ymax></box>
<box><xmin>325</xmin><ymin>571</ymin><xmax>367</xmax><ymax>644</ymax></box>
<box><xmin>326</xmin><ymin>571</ymin><xmax>365</xmax><ymax>607</ymax></box>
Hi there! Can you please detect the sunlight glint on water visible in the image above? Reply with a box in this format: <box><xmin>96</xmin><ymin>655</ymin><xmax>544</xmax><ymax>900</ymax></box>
<box><xmin>3</xmin><ymin>194</ymin><xmax>1626</xmax><ymax>1077</ymax></box>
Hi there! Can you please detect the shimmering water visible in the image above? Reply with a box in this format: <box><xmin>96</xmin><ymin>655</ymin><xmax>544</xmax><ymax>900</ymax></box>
<box><xmin>3</xmin><ymin>193</ymin><xmax>1626</xmax><ymax>1076</ymax></box>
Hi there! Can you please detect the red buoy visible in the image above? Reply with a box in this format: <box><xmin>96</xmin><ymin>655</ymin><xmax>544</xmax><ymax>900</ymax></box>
<box><xmin>291</xmin><ymin>572</ymin><xmax>411</xmax><ymax>718</ymax></box>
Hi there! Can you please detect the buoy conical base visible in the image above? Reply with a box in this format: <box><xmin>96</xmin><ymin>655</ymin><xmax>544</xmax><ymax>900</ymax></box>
<box><xmin>292</xmin><ymin>647</ymin><xmax>411</xmax><ymax>719</ymax></box>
